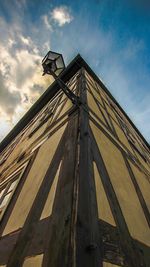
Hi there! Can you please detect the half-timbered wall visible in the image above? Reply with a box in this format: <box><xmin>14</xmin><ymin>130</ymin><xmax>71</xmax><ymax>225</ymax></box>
<box><xmin>0</xmin><ymin>71</ymin><xmax>80</xmax><ymax>266</ymax></box>
<box><xmin>0</xmin><ymin>60</ymin><xmax>149</xmax><ymax>267</ymax></box>
<box><xmin>85</xmin><ymin>70</ymin><xmax>150</xmax><ymax>267</ymax></box>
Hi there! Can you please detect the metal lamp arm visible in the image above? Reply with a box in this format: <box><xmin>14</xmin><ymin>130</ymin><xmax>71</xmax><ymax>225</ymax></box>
<box><xmin>51</xmin><ymin>71</ymin><xmax>80</xmax><ymax>105</ymax></box>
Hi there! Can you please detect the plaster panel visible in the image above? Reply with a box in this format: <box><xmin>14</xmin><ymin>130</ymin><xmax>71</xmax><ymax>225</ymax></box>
<box><xmin>130</xmin><ymin>162</ymin><xmax>150</xmax><ymax>212</ymax></box>
<box><xmin>87</xmin><ymin>90</ymin><xmax>106</xmax><ymax>125</ymax></box>
<box><xmin>40</xmin><ymin>162</ymin><xmax>62</xmax><ymax>219</ymax></box>
<box><xmin>93</xmin><ymin>162</ymin><xmax>116</xmax><ymax>226</ymax></box>
<box><xmin>23</xmin><ymin>254</ymin><xmax>43</xmax><ymax>267</ymax></box>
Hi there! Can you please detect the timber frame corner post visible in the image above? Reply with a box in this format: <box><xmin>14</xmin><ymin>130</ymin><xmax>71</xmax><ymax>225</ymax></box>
<box><xmin>75</xmin><ymin>67</ymin><xmax>101</xmax><ymax>267</ymax></box>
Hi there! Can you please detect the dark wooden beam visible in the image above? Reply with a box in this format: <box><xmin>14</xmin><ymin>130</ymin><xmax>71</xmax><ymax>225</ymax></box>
<box><xmin>76</xmin><ymin>69</ymin><xmax>101</xmax><ymax>267</ymax></box>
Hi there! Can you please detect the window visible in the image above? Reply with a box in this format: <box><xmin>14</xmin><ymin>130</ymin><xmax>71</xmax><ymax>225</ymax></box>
<box><xmin>0</xmin><ymin>164</ymin><xmax>27</xmax><ymax>220</ymax></box>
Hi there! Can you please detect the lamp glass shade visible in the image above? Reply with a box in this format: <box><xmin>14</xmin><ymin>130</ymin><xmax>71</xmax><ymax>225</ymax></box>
<box><xmin>42</xmin><ymin>51</ymin><xmax>65</xmax><ymax>76</ymax></box>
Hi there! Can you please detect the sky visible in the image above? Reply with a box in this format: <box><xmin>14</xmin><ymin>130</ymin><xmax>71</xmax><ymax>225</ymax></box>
<box><xmin>0</xmin><ymin>0</ymin><xmax>150</xmax><ymax>143</ymax></box>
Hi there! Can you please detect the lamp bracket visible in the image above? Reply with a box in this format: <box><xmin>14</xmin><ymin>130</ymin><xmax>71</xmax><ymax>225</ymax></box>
<box><xmin>54</xmin><ymin>73</ymin><xmax>81</xmax><ymax>106</ymax></box>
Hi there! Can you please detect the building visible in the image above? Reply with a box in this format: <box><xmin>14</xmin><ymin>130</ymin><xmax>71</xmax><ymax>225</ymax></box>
<box><xmin>0</xmin><ymin>54</ymin><xmax>149</xmax><ymax>267</ymax></box>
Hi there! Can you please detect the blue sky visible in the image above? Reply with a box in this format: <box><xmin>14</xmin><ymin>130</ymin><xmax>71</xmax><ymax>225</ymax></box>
<box><xmin>0</xmin><ymin>0</ymin><xmax>150</xmax><ymax>142</ymax></box>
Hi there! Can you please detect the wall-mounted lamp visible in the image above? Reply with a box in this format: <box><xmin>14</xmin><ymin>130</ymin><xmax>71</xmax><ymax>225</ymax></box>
<box><xmin>42</xmin><ymin>50</ymin><xmax>79</xmax><ymax>105</ymax></box>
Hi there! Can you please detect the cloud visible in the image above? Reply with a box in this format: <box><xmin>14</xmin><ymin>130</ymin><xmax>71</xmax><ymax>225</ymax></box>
<box><xmin>42</xmin><ymin>5</ymin><xmax>73</xmax><ymax>31</ymax></box>
<box><xmin>51</xmin><ymin>6</ymin><xmax>73</xmax><ymax>26</ymax></box>
<box><xmin>42</xmin><ymin>15</ymin><xmax>52</xmax><ymax>31</ymax></box>
<box><xmin>0</xmin><ymin>72</ymin><xmax>21</xmax><ymax>116</ymax></box>
<box><xmin>0</xmin><ymin>117</ymin><xmax>13</xmax><ymax>143</ymax></box>
<box><xmin>19</xmin><ymin>35</ymin><xmax>31</xmax><ymax>46</ymax></box>
<box><xmin>0</xmin><ymin>15</ymin><xmax>53</xmax><ymax>141</ymax></box>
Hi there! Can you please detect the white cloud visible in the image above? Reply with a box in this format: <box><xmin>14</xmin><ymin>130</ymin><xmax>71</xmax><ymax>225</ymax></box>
<box><xmin>42</xmin><ymin>5</ymin><xmax>73</xmax><ymax>31</ymax></box>
<box><xmin>0</xmin><ymin>116</ymin><xmax>13</xmax><ymax>142</ymax></box>
<box><xmin>51</xmin><ymin>6</ymin><xmax>73</xmax><ymax>26</ymax></box>
<box><xmin>20</xmin><ymin>35</ymin><xmax>31</xmax><ymax>46</ymax></box>
<box><xmin>0</xmin><ymin>71</ymin><xmax>21</xmax><ymax>116</ymax></box>
<box><xmin>8</xmin><ymin>38</ymin><xmax>16</xmax><ymax>48</ymax></box>
<box><xmin>42</xmin><ymin>15</ymin><xmax>53</xmax><ymax>30</ymax></box>
<box><xmin>42</xmin><ymin>41</ymin><xmax>50</xmax><ymax>52</ymax></box>
<box><xmin>0</xmin><ymin>16</ymin><xmax>53</xmax><ymax>141</ymax></box>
